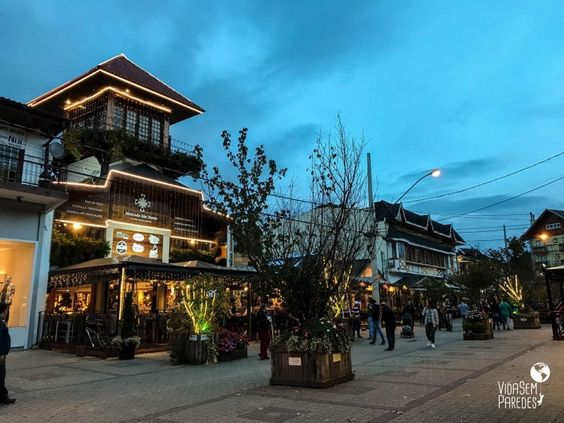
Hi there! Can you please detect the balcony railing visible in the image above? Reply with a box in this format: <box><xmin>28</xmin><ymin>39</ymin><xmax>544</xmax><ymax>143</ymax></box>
<box><xmin>532</xmin><ymin>246</ymin><xmax>548</xmax><ymax>255</ymax></box>
<box><xmin>0</xmin><ymin>153</ymin><xmax>67</xmax><ymax>189</ymax></box>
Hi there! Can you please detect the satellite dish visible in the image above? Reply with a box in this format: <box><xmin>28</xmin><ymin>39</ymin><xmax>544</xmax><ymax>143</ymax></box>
<box><xmin>49</xmin><ymin>139</ymin><xmax>66</xmax><ymax>159</ymax></box>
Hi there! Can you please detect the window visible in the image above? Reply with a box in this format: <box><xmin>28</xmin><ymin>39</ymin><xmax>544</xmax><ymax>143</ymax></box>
<box><xmin>546</xmin><ymin>223</ymin><xmax>561</xmax><ymax>230</ymax></box>
<box><xmin>0</xmin><ymin>144</ymin><xmax>23</xmax><ymax>183</ymax></box>
<box><xmin>113</xmin><ymin>99</ymin><xmax>165</xmax><ymax>145</ymax></box>
<box><xmin>405</xmin><ymin>245</ymin><xmax>448</xmax><ymax>268</ymax></box>
<box><xmin>138</xmin><ymin>114</ymin><xmax>149</xmax><ymax>142</ymax></box>
<box><xmin>126</xmin><ymin>109</ymin><xmax>137</xmax><ymax>134</ymax></box>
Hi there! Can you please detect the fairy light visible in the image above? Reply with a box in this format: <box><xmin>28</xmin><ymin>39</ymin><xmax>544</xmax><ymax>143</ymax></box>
<box><xmin>64</xmin><ymin>86</ymin><xmax>172</xmax><ymax>113</ymax></box>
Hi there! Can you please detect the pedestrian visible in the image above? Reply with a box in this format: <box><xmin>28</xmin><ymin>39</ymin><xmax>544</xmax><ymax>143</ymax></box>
<box><xmin>422</xmin><ymin>299</ymin><xmax>439</xmax><ymax>348</ymax></box>
<box><xmin>367</xmin><ymin>298</ymin><xmax>386</xmax><ymax>345</ymax></box>
<box><xmin>381</xmin><ymin>300</ymin><xmax>396</xmax><ymax>351</ymax></box>
<box><xmin>256</xmin><ymin>303</ymin><xmax>271</xmax><ymax>360</ymax></box>
<box><xmin>444</xmin><ymin>300</ymin><xmax>454</xmax><ymax>332</ymax></box>
<box><xmin>458</xmin><ymin>300</ymin><xmax>469</xmax><ymax>319</ymax></box>
<box><xmin>499</xmin><ymin>298</ymin><xmax>512</xmax><ymax>330</ymax></box>
<box><xmin>402</xmin><ymin>301</ymin><xmax>415</xmax><ymax>329</ymax></box>
<box><xmin>351</xmin><ymin>298</ymin><xmax>362</xmax><ymax>339</ymax></box>
<box><xmin>1</xmin><ymin>302</ymin><xmax>15</xmax><ymax>405</ymax></box>
<box><xmin>489</xmin><ymin>299</ymin><xmax>501</xmax><ymax>330</ymax></box>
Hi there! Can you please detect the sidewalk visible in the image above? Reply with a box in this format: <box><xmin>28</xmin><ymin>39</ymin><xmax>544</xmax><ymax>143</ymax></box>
<box><xmin>1</xmin><ymin>322</ymin><xmax>561</xmax><ymax>422</ymax></box>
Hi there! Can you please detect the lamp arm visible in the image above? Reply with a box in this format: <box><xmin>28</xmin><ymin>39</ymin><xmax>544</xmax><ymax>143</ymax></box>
<box><xmin>394</xmin><ymin>172</ymin><xmax>432</xmax><ymax>204</ymax></box>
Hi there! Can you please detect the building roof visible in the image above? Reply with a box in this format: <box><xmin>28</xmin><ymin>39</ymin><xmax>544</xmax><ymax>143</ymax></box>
<box><xmin>28</xmin><ymin>54</ymin><xmax>204</xmax><ymax>124</ymax></box>
<box><xmin>0</xmin><ymin>96</ymin><xmax>67</xmax><ymax>136</ymax></box>
<box><xmin>373</xmin><ymin>200</ymin><xmax>465</xmax><ymax>245</ymax></box>
<box><xmin>387</xmin><ymin>226</ymin><xmax>456</xmax><ymax>253</ymax></box>
<box><xmin>522</xmin><ymin>209</ymin><xmax>564</xmax><ymax>239</ymax></box>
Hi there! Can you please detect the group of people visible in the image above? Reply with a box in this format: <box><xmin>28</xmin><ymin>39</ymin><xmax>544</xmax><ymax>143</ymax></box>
<box><xmin>484</xmin><ymin>297</ymin><xmax>513</xmax><ymax>331</ymax></box>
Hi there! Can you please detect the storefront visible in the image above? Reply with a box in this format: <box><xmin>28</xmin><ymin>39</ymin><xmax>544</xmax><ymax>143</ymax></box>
<box><xmin>39</xmin><ymin>256</ymin><xmax>255</xmax><ymax>349</ymax></box>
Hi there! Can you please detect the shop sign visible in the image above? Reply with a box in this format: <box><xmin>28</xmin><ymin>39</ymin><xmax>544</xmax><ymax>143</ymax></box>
<box><xmin>288</xmin><ymin>356</ymin><xmax>302</xmax><ymax>366</ymax></box>
<box><xmin>112</xmin><ymin>228</ymin><xmax>163</xmax><ymax>260</ymax></box>
<box><xmin>332</xmin><ymin>353</ymin><xmax>341</xmax><ymax>363</ymax></box>
<box><xmin>0</xmin><ymin>124</ymin><xmax>26</xmax><ymax>148</ymax></box>
<box><xmin>57</xmin><ymin>189</ymin><xmax>109</xmax><ymax>225</ymax></box>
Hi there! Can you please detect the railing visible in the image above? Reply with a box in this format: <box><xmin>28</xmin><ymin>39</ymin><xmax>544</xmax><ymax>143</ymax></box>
<box><xmin>37</xmin><ymin>311</ymin><xmax>172</xmax><ymax>348</ymax></box>
<box><xmin>0</xmin><ymin>153</ymin><xmax>67</xmax><ymax>189</ymax></box>
<box><xmin>532</xmin><ymin>246</ymin><xmax>548</xmax><ymax>255</ymax></box>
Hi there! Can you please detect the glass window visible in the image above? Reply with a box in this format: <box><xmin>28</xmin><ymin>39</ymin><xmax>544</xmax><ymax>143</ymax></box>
<box><xmin>0</xmin><ymin>145</ymin><xmax>21</xmax><ymax>183</ymax></box>
<box><xmin>114</xmin><ymin>104</ymin><xmax>125</xmax><ymax>129</ymax></box>
<box><xmin>139</xmin><ymin>114</ymin><xmax>149</xmax><ymax>142</ymax></box>
<box><xmin>126</xmin><ymin>109</ymin><xmax>137</xmax><ymax>134</ymax></box>
<box><xmin>151</xmin><ymin>119</ymin><xmax>162</xmax><ymax>145</ymax></box>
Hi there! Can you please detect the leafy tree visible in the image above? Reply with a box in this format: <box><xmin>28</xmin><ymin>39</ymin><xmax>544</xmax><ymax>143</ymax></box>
<box><xmin>197</xmin><ymin>118</ymin><xmax>370</xmax><ymax>323</ymax></box>
<box><xmin>50</xmin><ymin>227</ymin><xmax>110</xmax><ymax>267</ymax></box>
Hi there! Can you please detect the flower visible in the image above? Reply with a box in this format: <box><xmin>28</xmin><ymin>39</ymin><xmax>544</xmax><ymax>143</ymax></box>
<box><xmin>111</xmin><ymin>336</ymin><xmax>141</xmax><ymax>348</ymax></box>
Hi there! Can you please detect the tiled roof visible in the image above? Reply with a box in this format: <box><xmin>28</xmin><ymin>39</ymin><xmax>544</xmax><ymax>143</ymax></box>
<box><xmin>549</xmin><ymin>209</ymin><xmax>564</xmax><ymax>219</ymax></box>
<box><xmin>28</xmin><ymin>54</ymin><xmax>204</xmax><ymax>115</ymax></box>
<box><xmin>522</xmin><ymin>208</ymin><xmax>564</xmax><ymax>239</ymax></box>
<box><xmin>387</xmin><ymin>226</ymin><xmax>455</xmax><ymax>253</ymax></box>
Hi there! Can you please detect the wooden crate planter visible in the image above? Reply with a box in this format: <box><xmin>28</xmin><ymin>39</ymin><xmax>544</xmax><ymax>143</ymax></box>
<box><xmin>217</xmin><ymin>348</ymin><xmax>248</xmax><ymax>362</ymax></box>
<box><xmin>186</xmin><ymin>334</ymin><xmax>211</xmax><ymax>365</ymax></box>
<box><xmin>512</xmin><ymin>314</ymin><xmax>541</xmax><ymax>329</ymax></box>
<box><xmin>463</xmin><ymin>320</ymin><xmax>494</xmax><ymax>340</ymax></box>
<box><xmin>270</xmin><ymin>350</ymin><xmax>354</xmax><ymax>388</ymax></box>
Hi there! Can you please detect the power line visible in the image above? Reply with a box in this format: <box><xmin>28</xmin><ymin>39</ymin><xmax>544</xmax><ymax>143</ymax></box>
<box><xmin>403</xmin><ymin>150</ymin><xmax>564</xmax><ymax>205</ymax></box>
<box><xmin>439</xmin><ymin>174</ymin><xmax>564</xmax><ymax>221</ymax></box>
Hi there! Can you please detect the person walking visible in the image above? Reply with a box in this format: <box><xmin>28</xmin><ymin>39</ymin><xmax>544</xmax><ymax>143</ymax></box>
<box><xmin>256</xmin><ymin>303</ymin><xmax>271</xmax><ymax>360</ymax></box>
<box><xmin>444</xmin><ymin>301</ymin><xmax>454</xmax><ymax>332</ymax></box>
<box><xmin>458</xmin><ymin>300</ymin><xmax>469</xmax><ymax>319</ymax></box>
<box><xmin>402</xmin><ymin>301</ymin><xmax>415</xmax><ymax>329</ymax></box>
<box><xmin>381</xmin><ymin>301</ymin><xmax>396</xmax><ymax>351</ymax></box>
<box><xmin>351</xmin><ymin>298</ymin><xmax>363</xmax><ymax>339</ymax></box>
<box><xmin>490</xmin><ymin>298</ymin><xmax>501</xmax><ymax>330</ymax></box>
<box><xmin>499</xmin><ymin>298</ymin><xmax>512</xmax><ymax>330</ymax></box>
<box><xmin>367</xmin><ymin>298</ymin><xmax>386</xmax><ymax>345</ymax></box>
<box><xmin>0</xmin><ymin>302</ymin><xmax>15</xmax><ymax>405</ymax></box>
<box><xmin>423</xmin><ymin>300</ymin><xmax>439</xmax><ymax>348</ymax></box>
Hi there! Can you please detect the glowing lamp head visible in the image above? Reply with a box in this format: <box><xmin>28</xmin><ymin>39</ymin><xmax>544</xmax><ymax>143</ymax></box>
<box><xmin>72</xmin><ymin>223</ymin><xmax>82</xmax><ymax>230</ymax></box>
<box><xmin>539</xmin><ymin>233</ymin><xmax>548</xmax><ymax>240</ymax></box>
<box><xmin>431</xmin><ymin>169</ymin><xmax>441</xmax><ymax>178</ymax></box>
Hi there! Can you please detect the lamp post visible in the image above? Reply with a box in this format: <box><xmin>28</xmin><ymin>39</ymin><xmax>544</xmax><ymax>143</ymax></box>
<box><xmin>393</xmin><ymin>169</ymin><xmax>441</xmax><ymax>204</ymax></box>
<box><xmin>370</xmin><ymin>168</ymin><xmax>441</xmax><ymax>302</ymax></box>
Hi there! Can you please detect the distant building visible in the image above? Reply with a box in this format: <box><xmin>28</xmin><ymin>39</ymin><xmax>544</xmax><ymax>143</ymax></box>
<box><xmin>522</xmin><ymin>209</ymin><xmax>564</xmax><ymax>270</ymax></box>
<box><xmin>456</xmin><ymin>247</ymin><xmax>487</xmax><ymax>272</ymax></box>
<box><xmin>0</xmin><ymin>97</ymin><xmax>67</xmax><ymax>347</ymax></box>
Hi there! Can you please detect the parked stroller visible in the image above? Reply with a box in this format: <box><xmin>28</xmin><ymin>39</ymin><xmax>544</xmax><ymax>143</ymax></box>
<box><xmin>401</xmin><ymin>312</ymin><xmax>415</xmax><ymax>338</ymax></box>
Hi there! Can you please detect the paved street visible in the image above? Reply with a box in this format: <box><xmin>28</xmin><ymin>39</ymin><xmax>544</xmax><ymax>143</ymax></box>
<box><xmin>1</xmin><ymin>321</ymin><xmax>562</xmax><ymax>423</ymax></box>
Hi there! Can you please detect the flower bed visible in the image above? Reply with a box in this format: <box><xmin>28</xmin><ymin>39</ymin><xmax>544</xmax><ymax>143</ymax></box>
<box><xmin>270</xmin><ymin>318</ymin><xmax>353</xmax><ymax>388</ymax></box>
<box><xmin>216</xmin><ymin>328</ymin><xmax>248</xmax><ymax>362</ymax></box>
<box><xmin>463</xmin><ymin>310</ymin><xmax>493</xmax><ymax>340</ymax></box>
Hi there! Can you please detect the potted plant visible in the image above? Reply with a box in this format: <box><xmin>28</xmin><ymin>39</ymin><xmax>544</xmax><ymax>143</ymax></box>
<box><xmin>463</xmin><ymin>310</ymin><xmax>494</xmax><ymax>340</ymax></box>
<box><xmin>217</xmin><ymin>328</ymin><xmax>249</xmax><ymax>362</ymax></box>
<box><xmin>111</xmin><ymin>292</ymin><xmax>140</xmax><ymax>359</ymax></box>
<box><xmin>198</xmin><ymin>120</ymin><xmax>366</xmax><ymax>387</ymax></box>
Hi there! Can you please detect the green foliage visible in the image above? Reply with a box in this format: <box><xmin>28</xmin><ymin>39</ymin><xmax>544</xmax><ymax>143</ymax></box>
<box><xmin>420</xmin><ymin>279</ymin><xmax>451</xmax><ymax>304</ymax></box>
<box><xmin>62</xmin><ymin>128</ymin><xmax>202</xmax><ymax>178</ymax></box>
<box><xmin>50</xmin><ymin>228</ymin><xmax>110</xmax><ymax>267</ymax></box>
<box><xmin>271</xmin><ymin>317</ymin><xmax>351</xmax><ymax>353</ymax></box>
<box><xmin>169</xmin><ymin>248</ymin><xmax>215</xmax><ymax>264</ymax></box>
<box><xmin>119</xmin><ymin>292</ymin><xmax>138</xmax><ymax>339</ymax></box>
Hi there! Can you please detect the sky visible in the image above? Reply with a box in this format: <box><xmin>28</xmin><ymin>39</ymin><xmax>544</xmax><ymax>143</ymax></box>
<box><xmin>2</xmin><ymin>0</ymin><xmax>564</xmax><ymax>250</ymax></box>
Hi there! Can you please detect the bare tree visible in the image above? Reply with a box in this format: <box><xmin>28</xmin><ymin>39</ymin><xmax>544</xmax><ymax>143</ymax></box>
<box><xmin>198</xmin><ymin>117</ymin><xmax>371</xmax><ymax>323</ymax></box>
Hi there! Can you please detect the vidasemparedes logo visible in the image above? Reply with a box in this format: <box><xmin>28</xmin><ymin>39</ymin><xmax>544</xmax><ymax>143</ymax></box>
<box><xmin>497</xmin><ymin>362</ymin><xmax>550</xmax><ymax>409</ymax></box>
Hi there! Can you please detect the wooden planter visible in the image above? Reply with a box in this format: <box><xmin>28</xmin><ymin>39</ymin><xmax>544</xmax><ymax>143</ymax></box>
<box><xmin>270</xmin><ymin>350</ymin><xmax>354</xmax><ymax>388</ymax></box>
<box><xmin>512</xmin><ymin>314</ymin><xmax>541</xmax><ymax>329</ymax></box>
<box><xmin>186</xmin><ymin>334</ymin><xmax>211</xmax><ymax>365</ymax></box>
<box><xmin>217</xmin><ymin>347</ymin><xmax>248</xmax><ymax>362</ymax></box>
<box><xmin>463</xmin><ymin>320</ymin><xmax>494</xmax><ymax>340</ymax></box>
<box><xmin>118</xmin><ymin>343</ymin><xmax>136</xmax><ymax>360</ymax></box>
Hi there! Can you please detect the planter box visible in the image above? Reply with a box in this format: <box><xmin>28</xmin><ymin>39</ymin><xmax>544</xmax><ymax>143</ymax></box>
<box><xmin>186</xmin><ymin>334</ymin><xmax>211</xmax><ymax>365</ymax></box>
<box><xmin>118</xmin><ymin>343</ymin><xmax>136</xmax><ymax>360</ymax></box>
<box><xmin>217</xmin><ymin>348</ymin><xmax>248</xmax><ymax>362</ymax></box>
<box><xmin>270</xmin><ymin>350</ymin><xmax>354</xmax><ymax>388</ymax></box>
<box><xmin>512</xmin><ymin>315</ymin><xmax>541</xmax><ymax>329</ymax></box>
<box><xmin>463</xmin><ymin>319</ymin><xmax>493</xmax><ymax>340</ymax></box>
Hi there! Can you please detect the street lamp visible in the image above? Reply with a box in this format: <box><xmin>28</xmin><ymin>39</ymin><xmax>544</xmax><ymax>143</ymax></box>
<box><xmin>393</xmin><ymin>168</ymin><xmax>441</xmax><ymax>204</ymax></box>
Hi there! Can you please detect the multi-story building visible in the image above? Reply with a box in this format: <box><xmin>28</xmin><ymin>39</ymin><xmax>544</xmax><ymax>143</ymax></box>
<box><xmin>523</xmin><ymin>209</ymin><xmax>564</xmax><ymax>270</ymax></box>
<box><xmin>0</xmin><ymin>97</ymin><xmax>67</xmax><ymax>347</ymax></box>
<box><xmin>370</xmin><ymin>201</ymin><xmax>465</xmax><ymax>290</ymax></box>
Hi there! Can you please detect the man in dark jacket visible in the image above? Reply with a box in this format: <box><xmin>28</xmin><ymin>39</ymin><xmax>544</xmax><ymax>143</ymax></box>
<box><xmin>381</xmin><ymin>301</ymin><xmax>396</xmax><ymax>351</ymax></box>
<box><xmin>256</xmin><ymin>303</ymin><xmax>271</xmax><ymax>360</ymax></box>
<box><xmin>0</xmin><ymin>302</ymin><xmax>15</xmax><ymax>405</ymax></box>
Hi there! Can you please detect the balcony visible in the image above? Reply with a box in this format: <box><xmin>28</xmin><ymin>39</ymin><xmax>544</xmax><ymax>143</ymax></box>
<box><xmin>0</xmin><ymin>153</ymin><xmax>68</xmax><ymax>211</ymax></box>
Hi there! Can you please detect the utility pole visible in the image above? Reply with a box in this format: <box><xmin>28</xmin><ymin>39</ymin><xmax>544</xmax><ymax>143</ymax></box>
<box><xmin>367</xmin><ymin>153</ymin><xmax>380</xmax><ymax>302</ymax></box>
<box><xmin>503</xmin><ymin>224</ymin><xmax>508</xmax><ymax>248</ymax></box>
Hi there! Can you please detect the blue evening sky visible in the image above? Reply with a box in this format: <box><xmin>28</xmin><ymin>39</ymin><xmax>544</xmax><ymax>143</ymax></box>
<box><xmin>2</xmin><ymin>0</ymin><xmax>564</xmax><ymax>250</ymax></box>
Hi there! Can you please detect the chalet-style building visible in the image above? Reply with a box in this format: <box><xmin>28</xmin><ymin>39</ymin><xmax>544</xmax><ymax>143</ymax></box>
<box><xmin>22</xmin><ymin>55</ymin><xmax>252</xmax><ymax>348</ymax></box>
<box><xmin>522</xmin><ymin>209</ymin><xmax>564</xmax><ymax>270</ymax></box>
<box><xmin>0</xmin><ymin>97</ymin><xmax>67</xmax><ymax>347</ymax></box>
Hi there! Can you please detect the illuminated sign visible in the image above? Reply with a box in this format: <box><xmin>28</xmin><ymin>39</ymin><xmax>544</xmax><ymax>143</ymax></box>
<box><xmin>112</xmin><ymin>228</ymin><xmax>163</xmax><ymax>260</ymax></box>
<box><xmin>0</xmin><ymin>125</ymin><xmax>27</xmax><ymax>148</ymax></box>
<box><xmin>58</xmin><ymin>188</ymin><xmax>109</xmax><ymax>225</ymax></box>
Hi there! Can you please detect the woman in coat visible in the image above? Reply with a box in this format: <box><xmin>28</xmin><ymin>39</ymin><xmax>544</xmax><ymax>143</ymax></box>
<box><xmin>422</xmin><ymin>300</ymin><xmax>439</xmax><ymax>348</ymax></box>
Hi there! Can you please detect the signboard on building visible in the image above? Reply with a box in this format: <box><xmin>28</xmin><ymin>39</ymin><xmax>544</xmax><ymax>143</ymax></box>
<box><xmin>112</xmin><ymin>228</ymin><xmax>163</xmax><ymax>260</ymax></box>
<box><xmin>0</xmin><ymin>124</ymin><xmax>27</xmax><ymax>148</ymax></box>
<box><xmin>57</xmin><ymin>188</ymin><xmax>109</xmax><ymax>225</ymax></box>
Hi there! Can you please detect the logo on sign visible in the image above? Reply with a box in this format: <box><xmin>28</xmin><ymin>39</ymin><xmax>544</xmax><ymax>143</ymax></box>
<box><xmin>135</xmin><ymin>194</ymin><xmax>151</xmax><ymax>212</ymax></box>
<box><xmin>115</xmin><ymin>240</ymin><xmax>128</xmax><ymax>255</ymax></box>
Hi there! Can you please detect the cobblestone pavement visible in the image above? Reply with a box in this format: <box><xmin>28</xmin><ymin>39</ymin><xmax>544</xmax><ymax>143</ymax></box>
<box><xmin>1</xmin><ymin>321</ymin><xmax>562</xmax><ymax>422</ymax></box>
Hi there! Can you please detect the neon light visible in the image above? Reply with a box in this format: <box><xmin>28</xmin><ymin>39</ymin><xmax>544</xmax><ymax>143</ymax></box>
<box><xmin>64</xmin><ymin>86</ymin><xmax>172</xmax><ymax>113</ymax></box>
